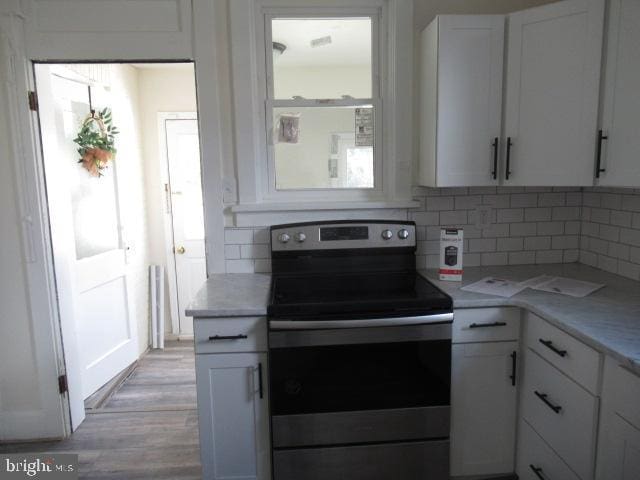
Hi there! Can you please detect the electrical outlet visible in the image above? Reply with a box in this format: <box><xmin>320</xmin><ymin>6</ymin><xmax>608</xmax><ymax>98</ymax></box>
<box><xmin>475</xmin><ymin>205</ymin><xmax>493</xmax><ymax>229</ymax></box>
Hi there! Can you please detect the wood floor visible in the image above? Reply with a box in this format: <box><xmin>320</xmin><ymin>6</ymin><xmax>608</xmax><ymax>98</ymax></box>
<box><xmin>0</xmin><ymin>341</ymin><xmax>201</xmax><ymax>479</ymax></box>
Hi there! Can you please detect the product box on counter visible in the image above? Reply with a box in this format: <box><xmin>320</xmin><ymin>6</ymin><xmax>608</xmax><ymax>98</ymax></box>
<box><xmin>439</xmin><ymin>228</ymin><xmax>463</xmax><ymax>281</ymax></box>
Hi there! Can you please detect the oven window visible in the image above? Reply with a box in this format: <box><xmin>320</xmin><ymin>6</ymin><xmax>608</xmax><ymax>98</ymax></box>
<box><xmin>269</xmin><ymin>340</ymin><xmax>450</xmax><ymax>415</ymax></box>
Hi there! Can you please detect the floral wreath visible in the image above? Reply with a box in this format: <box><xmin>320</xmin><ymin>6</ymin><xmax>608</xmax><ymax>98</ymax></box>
<box><xmin>73</xmin><ymin>107</ymin><xmax>119</xmax><ymax>177</ymax></box>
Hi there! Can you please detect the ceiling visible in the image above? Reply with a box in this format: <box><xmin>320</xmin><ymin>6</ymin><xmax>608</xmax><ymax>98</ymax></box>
<box><xmin>272</xmin><ymin>18</ymin><xmax>372</xmax><ymax>67</ymax></box>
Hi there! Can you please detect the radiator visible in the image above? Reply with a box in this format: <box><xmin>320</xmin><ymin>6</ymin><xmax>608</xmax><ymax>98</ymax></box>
<box><xmin>149</xmin><ymin>265</ymin><xmax>165</xmax><ymax>349</ymax></box>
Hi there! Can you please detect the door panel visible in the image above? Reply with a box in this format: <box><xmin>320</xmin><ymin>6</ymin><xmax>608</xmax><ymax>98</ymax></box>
<box><xmin>598</xmin><ymin>0</ymin><xmax>640</xmax><ymax>186</ymax></box>
<box><xmin>437</xmin><ymin>15</ymin><xmax>504</xmax><ymax>186</ymax></box>
<box><xmin>195</xmin><ymin>353</ymin><xmax>270</xmax><ymax>480</ymax></box>
<box><xmin>165</xmin><ymin>118</ymin><xmax>206</xmax><ymax>335</ymax></box>
<box><xmin>451</xmin><ymin>341</ymin><xmax>518</xmax><ymax>477</ymax></box>
<box><xmin>37</xmin><ymin>65</ymin><xmax>138</xmax><ymax>414</ymax></box>
<box><xmin>504</xmin><ymin>0</ymin><xmax>605</xmax><ymax>186</ymax></box>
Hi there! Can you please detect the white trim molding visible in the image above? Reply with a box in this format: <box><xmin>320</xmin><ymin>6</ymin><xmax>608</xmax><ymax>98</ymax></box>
<box><xmin>229</xmin><ymin>0</ymin><xmax>414</xmax><ymax>220</ymax></box>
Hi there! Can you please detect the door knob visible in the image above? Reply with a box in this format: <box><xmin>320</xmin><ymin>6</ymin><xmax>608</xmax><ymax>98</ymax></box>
<box><xmin>175</xmin><ymin>246</ymin><xmax>186</xmax><ymax>254</ymax></box>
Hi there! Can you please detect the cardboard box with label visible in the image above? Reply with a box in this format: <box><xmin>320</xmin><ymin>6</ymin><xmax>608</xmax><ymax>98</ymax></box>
<box><xmin>439</xmin><ymin>228</ymin><xmax>463</xmax><ymax>281</ymax></box>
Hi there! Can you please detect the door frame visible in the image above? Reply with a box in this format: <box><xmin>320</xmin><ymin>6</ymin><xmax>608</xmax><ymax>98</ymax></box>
<box><xmin>1</xmin><ymin>0</ymin><xmax>227</xmax><ymax>439</ymax></box>
<box><xmin>157</xmin><ymin>111</ymin><xmax>199</xmax><ymax>338</ymax></box>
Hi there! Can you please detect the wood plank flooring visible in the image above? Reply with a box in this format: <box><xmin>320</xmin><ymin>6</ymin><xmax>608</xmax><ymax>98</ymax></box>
<box><xmin>0</xmin><ymin>340</ymin><xmax>201</xmax><ymax>479</ymax></box>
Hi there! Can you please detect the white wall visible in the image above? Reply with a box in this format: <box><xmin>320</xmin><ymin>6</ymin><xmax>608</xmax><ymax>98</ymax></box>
<box><xmin>137</xmin><ymin>66</ymin><xmax>197</xmax><ymax>334</ymax></box>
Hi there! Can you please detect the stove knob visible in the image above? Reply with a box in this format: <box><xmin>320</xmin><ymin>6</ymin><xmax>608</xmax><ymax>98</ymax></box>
<box><xmin>278</xmin><ymin>233</ymin><xmax>291</xmax><ymax>243</ymax></box>
<box><xmin>381</xmin><ymin>229</ymin><xmax>393</xmax><ymax>240</ymax></box>
<box><xmin>398</xmin><ymin>229</ymin><xmax>410</xmax><ymax>240</ymax></box>
<box><xmin>294</xmin><ymin>232</ymin><xmax>306</xmax><ymax>243</ymax></box>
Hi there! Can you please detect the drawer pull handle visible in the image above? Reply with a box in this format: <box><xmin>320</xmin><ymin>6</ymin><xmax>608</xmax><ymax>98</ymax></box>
<box><xmin>534</xmin><ymin>390</ymin><xmax>562</xmax><ymax>414</ymax></box>
<box><xmin>510</xmin><ymin>351</ymin><xmax>517</xmax><ymax>387</ymax></box>
<box><xmin>208</xmin><ymin>334</ymin><xmax>248</xmax><ymax>341</ymax></box>
<box><xmin>469</xmin><ymin>321</ymin><xmax>507</xmax><ymax>329</ymax></box>
<box><xmin>539</xmin><ymin>339</ymin><xmax>567</xmax><ymax>357</ymax></box>
<box><xmin>529</xmin><ymin>464</ymin><xmax>547</xmax><ymax>480</ymax></box>
<box><xmin>258</xmin><ymin>362</ymin><xmax>264</xmax><ymax>399</ymax></box>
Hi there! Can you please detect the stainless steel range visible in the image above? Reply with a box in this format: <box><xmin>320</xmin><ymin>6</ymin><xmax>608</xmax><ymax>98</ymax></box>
<box><xmin>267</xmin><ymin>220</ymin><xmax>454</xmax><ymax>480</ymax></box>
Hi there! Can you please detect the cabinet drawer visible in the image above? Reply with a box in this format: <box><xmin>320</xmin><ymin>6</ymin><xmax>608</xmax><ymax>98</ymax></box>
<box><xmin>516</xmin><ymin>419</ymin><xmax>581</xmax><ymax>480</ymax></box>
<box><xmin>525</xmin><ymin>312</ymin><xmax>601</xmax><ymax>393</ymax></box>
<box><xmin>453</xmin><ymin>308</ymin><xmax>520</xmax><ymax>343</ymax></box>
<box><xmin>194</xmin><ymin>317</ymin><xmax>267</xmax><ymax>354</ymax></box>
<box><xmin>521</xmin><ymin>350</ymin><xmax>598</xmax><ymax>480</ymax></box>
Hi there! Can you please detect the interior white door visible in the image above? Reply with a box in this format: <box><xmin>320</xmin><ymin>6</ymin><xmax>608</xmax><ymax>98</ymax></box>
<box><xmin>450</xmin><ymin>341</ymin><xmax>518</xmax><ymax>477</ymax></box>
<box><xmin>598</xmin><ymin>0</ymin><xmax>640</xmax><ymax>187</ymax></box>
<box><xmin>437</xmin><ymin>15</ymin><xmax>504</xmax><ymax>186</ymax></box>
<box><xmin>503</xmin><ymin>0</ymin><xmax>605</xmax><ymax>186</ymax></box>
<box><xmin>36</xmin><ymin>66</ymin><xmax>138</xmax><ymax>409</ymax></box>
<box><xmin>166</xmin><ymin>118</ymin><xmax>206</xmax><ymax>335</ymax></box>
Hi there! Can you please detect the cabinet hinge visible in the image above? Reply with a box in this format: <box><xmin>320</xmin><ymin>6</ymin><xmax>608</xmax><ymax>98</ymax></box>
<box><xmin>58</xmin><ymin>374</ymin><xmax>68</xmax><ymax>394</ymax></box>
<box><xmin>28</xmin><ymin>90</ymin><xmax>38</xmax><ymax>111</ymax></box>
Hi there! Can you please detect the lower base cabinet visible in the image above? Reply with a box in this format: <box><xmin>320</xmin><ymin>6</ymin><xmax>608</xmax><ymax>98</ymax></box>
<box><xmin>195</xmin><ymin>352</ymin><xmax>270</xmax><ymax>480</ymax></box>
<box><xmin>516</xmin><ymin>420</ymin><xmax>581</xmax><ymax>480</ymax></box>
<box><xmin>450</xmin><ymin>341</ymin><xmax>518</xmax><ymax>477</ymax></box>
<box><xmin>596</xmin><ymin>358</ymin><xmax>640</xmax><ymax>480</ymax></box>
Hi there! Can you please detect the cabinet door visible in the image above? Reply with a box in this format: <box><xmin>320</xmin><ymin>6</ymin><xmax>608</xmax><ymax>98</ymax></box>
<box><xmin>598</xmin><ymin>414</ymin><xmax>640</xmax><ymax>479</ymax></box>
<box><xmin>450</xmin><ymin>341</ymin><xmax>518</xmax><ymax>477</ymax></box>
<box><xmin>598</xmin><ymin>0</ymin><xmax>640</xmax><ymax>187</ymax></box>
<box><xmin>437</xmin><ymin>15</ymin><xmax>504</xmax><ymax>187</ymax></box>
<box><xmin>195</xmin><ymin>353</ymin><xmax>270</xmax><ymax>480</ymax></box>
<box><xmin>503</xmin><ymin>0</ymin><xmax>605</xmax><ymax>186</ymax></box>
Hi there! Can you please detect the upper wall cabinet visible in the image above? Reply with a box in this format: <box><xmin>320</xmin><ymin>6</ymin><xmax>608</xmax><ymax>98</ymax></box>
<box><xmin>596</xmin><ymin>0</ymin><xmax>640</xmax><ymax>187</ymax></box>
<box><xmin>419</xmin><ymin>15</ymin><xmax>505</xmax><ymax>187</ymax></box>
<box><xmin>503</xmin><ymin>0</ymin><xmax>605</xmax><ymax>186</ymax></box>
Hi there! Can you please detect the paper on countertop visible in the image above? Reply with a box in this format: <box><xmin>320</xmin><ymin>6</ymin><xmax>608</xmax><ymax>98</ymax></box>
<box><xmin>461</xmin><ymin>274</ymin><xmax>605</xmax><ymax>299</ymax></box>
<box><xmin>461</xmin><ymin>277</ymin><xmax>529</xmax><ymax>298</ymax></box>
<box><xmin>527</xmin><ymin>276</ymin><xmax>605</xmax><ymax>298</ymax></box>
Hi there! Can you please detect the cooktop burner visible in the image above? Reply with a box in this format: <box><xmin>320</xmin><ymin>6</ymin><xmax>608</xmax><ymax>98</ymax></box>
<box><xmin>269</xmin><ymin>271</ymin><xmax>452</xmax><ymax>320</ymax></box>
<box><xmin>267</xmin><ymin>220</ymin><xmax>453</xmax><ymax>322</ymax></box>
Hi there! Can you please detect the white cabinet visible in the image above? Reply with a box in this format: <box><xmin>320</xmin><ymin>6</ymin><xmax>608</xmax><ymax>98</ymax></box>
<box><xmin>451</xmin><ymin>341</ymin><xmax>518</xmax><ymax>477</ymax></box>
<box><xmin>503</xmin><ymin>0</ymin><xmax>605</xmax><ymax>186</ymax></box>
<box><xmin>596</xmin><ymin>357</ymin><xmax>640</xmax><ymax>480</ymax></box>
<box><xmin>596</xmin><ymin>0</ymin><xmax>640</xmax><ymax>186</ymax></box>
<box><xmin>419</xmin><ymin>15</ymin><xmax>504</xmax><ymax>187</ymax></box>
<box><xmin>196</xmin><ymin>352</ymin><xmax>270</xmax><ymax>480</ymax></box>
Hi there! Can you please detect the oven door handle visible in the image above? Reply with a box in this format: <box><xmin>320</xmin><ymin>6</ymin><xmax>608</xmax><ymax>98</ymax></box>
<box><xmin>269</xmin><ymin>313</ymin><xmax>454</xmax><ymax>330</ymax></box>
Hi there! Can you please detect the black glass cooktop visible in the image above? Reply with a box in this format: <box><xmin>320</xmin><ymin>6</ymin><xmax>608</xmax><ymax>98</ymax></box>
<box><xmin>268</xmin><ymin>272</ymin><xmax>452</xmax><ymax>320</ymax></box>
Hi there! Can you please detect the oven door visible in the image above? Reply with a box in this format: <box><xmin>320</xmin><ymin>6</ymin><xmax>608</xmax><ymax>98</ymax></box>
<box><xmin>268</xmin><ymin>322</ymin><xmax>452</xmax><ymax>448</ymax></box>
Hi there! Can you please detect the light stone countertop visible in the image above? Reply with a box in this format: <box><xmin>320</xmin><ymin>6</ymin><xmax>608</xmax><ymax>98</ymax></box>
<box><xmin>185</xmin><ymin>273</ymin><xmax>271</xmax><ymax>317</ymax></box>
<box><xmin>420</xmin><ymin>264</ymin><xmax>640</xmax><ymax>376</ymax></box>
<box><xmin>186</xmin><ymin>264</ymin><xmax>640</xmax><ymax>375</ymax></box>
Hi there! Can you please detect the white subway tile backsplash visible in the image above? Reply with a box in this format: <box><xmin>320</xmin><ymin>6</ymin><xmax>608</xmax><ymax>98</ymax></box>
<box><xmin>524</xmin><ymin>236</ymin><xmax>551</xmax><ymax>251</ymax></box>
<box><xmin>525</xmin><ymin>208</ymin><xmax>552</xmax><ymax>222</ymax></box>
<box><xmin>481</xmin><ymin>252</ymin><xmax>508</xmax><ymax>266</ymax></box>
<box><xmin>537</xmin><ymin>222</ymin><xmax>564</xmax><ymax>236</ymax></box>
<box><xmin>509</xmin><ymin>251</ymin><xmax>536</xmax><ymax>265</ymax></box>
<box><xmin>497</xmin><ymin>237</ymin><xmax>524</xmax><ymax>252</ymax></box>
<box><xmin>551</xmin><ymin>206</ymin><xmax>581</xmax><ymax>221</ymax></box>
<box><xmin>426</xmin><ymin>196</ymin><xmax>455</xmax><ymax>211</ymax></box>
<box><xmin>440</xmin><ymin>210</ymin><xmax>468</xmax><ymax>226</ymax></box>
<box><xmin>510</xmin><ymin>193</ymin><xmax>538</xmax><ymax>208</ymax></box>
<box><xmin>454</xmin><ymin>195</ymin><xmax>482</xmax><ymax>210</ymax></box>
<box><xmin>469</xmin><ymin>238</ymin><xmax>496</xmax><ymax>253</ymax></box>
<box><xmin>223</xmin><ymin>187</ymin><xmax>640</xmax><ymax>277</ymax></box>
<box><xmin>497</xmin><ymin>208</ymin><xmax>524</xmax><ymax>223</ymax></box>
<box><xmin>240</xmin><ymin>244</ymin><xmax>269</xmax><ymax>259</ymax></box>
<box><xmin>224</xmin><ymin>244</ymin><xmax>240</xmax><ymax>260</ymax></box>
<box><xmin>510</xmin><ymin>222</ymin><xmax>537</xmax><ymax>237</ymax></box>
<box><xmin>539</xmin><ymin>192</ymin><xmax>566</xmax><ymax>207</ymax></box>
<box><xmin>536</xmin><ymin>250</ymin><xmax>563</xmax><ymax>264</ymax></box>
<box><xmin>225</xmin><ymin>259</ymin><xmax>254</xmax><ymax>273</ymax></box>
<box><xmin>225</xmin><ymin>228</ymin><xmax>254</xmax><ymax>244</ymax></box>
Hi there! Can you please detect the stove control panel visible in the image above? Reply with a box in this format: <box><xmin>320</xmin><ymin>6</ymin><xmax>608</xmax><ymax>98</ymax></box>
<box><xmin>271</xmin><ymin>222</ymin><xmax>416</xmax><ymax>251</ymax></box>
